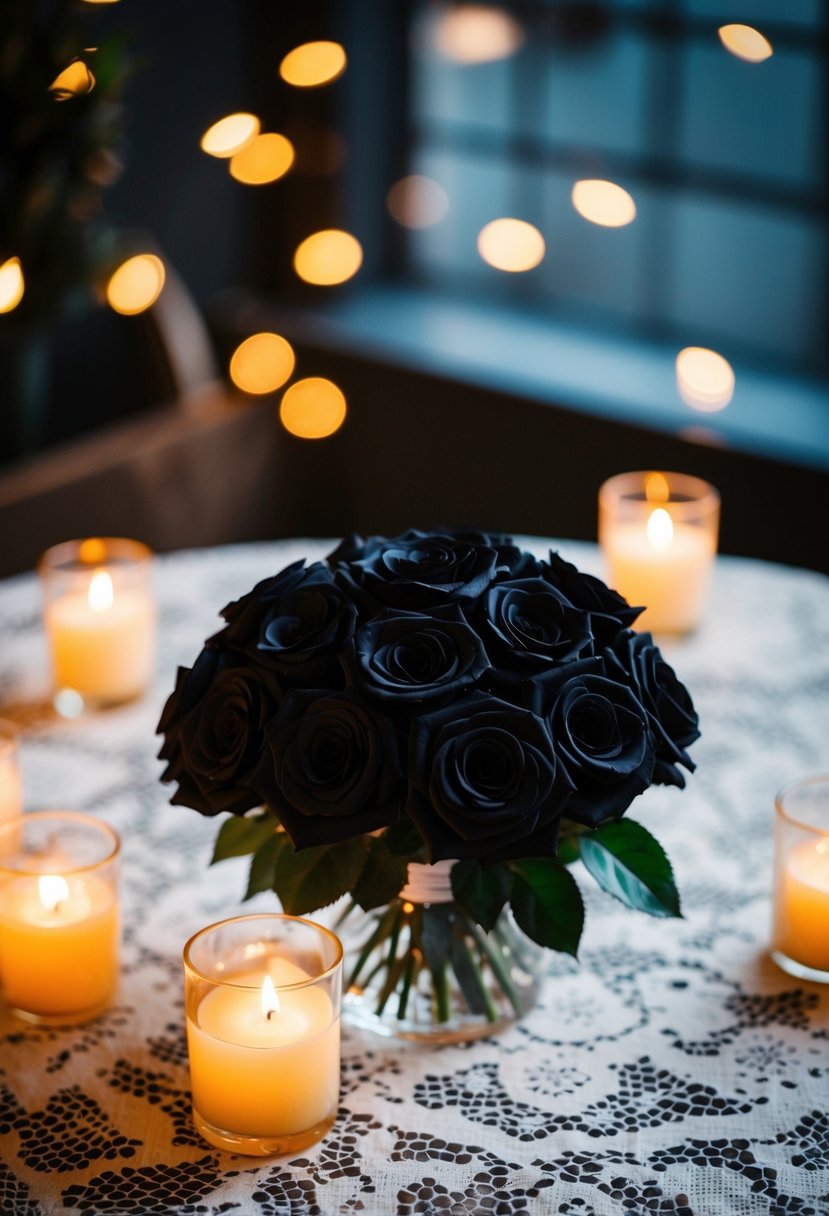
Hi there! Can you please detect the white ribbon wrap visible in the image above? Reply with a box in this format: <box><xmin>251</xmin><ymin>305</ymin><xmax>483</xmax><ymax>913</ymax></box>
<box><xmin>398</xmin><ymin>859</ymin><xmax>455</xmax><ymax>904</ymax></box>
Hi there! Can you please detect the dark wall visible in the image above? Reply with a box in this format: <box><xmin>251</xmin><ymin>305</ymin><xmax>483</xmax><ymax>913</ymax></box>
<box><xmin>259</xmin><ymin>342</ymin><xmax>829</xmax><ymax>576</ymax></box>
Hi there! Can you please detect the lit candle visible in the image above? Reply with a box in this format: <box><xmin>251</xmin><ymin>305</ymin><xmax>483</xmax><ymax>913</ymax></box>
<box><xmin>599</xmin><ymin>471</ymin><xmax>720</xmax><ymax>634</ymax></box>
<box><xmin>188</xmin><ymin>961</ymin><xmax>339</xmax><ymax>1136</ymax></box>
<box><xmin>774</xmin><ymin>839</ymin><xmax>829</xmax><ymax>973</ymax></box>
<box><xmin>40</xmin><ymin>538</ymin><xmax>156</xmax><ymax>710</ymax></box>
<box><xmin>183</xmin><ymin>915</ymin><xmax>343</xmax><ymax>1155</ymax></box>
<box><xmin>0</xmin><ymin>811</ymin><xmax>120</xmax><ymax>1023</ymax></box>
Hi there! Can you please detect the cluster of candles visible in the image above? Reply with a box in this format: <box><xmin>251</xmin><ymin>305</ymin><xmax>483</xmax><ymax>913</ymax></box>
<box><xmin>0</xmin><ymin>509</ymin><xmax>826</xmax><ymax>1158</ymax></box>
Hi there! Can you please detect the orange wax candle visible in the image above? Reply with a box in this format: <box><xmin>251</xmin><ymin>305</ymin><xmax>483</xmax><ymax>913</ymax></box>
<box><xmin>187</xmin><ymin>958</ymin><xmax>340</xmax><ymax>1139</ymax></box>
<box><xmin>774</xmin><ymin>839</ymin><xmax>829</xmax><ymax>973</ymax></box>
<box><xmin>45</xmin><ymin>574</ymin><xmax>155</xmax><ymax>705</ymax></box>
<box><xmin>599</xmin><ymin>471</ymin><xmax>720</xmax><ymax>634</ymax></box>
<box><xmin>0</xmin><ymin>871</ymin><xmax>119</xmax><ymax>1019</ymax></box>
<box><xmin>0</xmin><ymin>810</ymin><xmax>121</xmax><ymax>1023</ymax></box>
<box><xmin>39</xmin><ymin>538</ymin><xmax>156</xmax><ymax>710</ymax></box>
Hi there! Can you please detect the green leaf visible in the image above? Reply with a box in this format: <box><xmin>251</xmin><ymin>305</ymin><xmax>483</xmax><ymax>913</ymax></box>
<box><xmin>578</xmin><ymin>819</ymin><xmax>681</xmax><ymax>918</ymax></box>
<box><xmin>211</xmin><ymin>811</ymin><xmax>277</xmax><ymax>864</ymax></box>
<box><xmin>352</xmin><ymin>835</ymin><xmax>410</xmax><ymax>912</ymax></box>
<box><xmin>509</xmin><ymin>859</ymin><xmax>585</xmax><ymax>957</ymax></box>
<box><xmin>451</xmin><ymin>860</ymin><xmax>512</xmax><ymax>932</ymax></box>
<box><xmin>271</xmin><ymin>836</ymin><xmax>370</xmax><ymax>915</ymax></box>
<box><xmin>420</xmin><ymin>904</ymin><xmax>454</xmax><ymax>971</ymax></box>
<box><xmin>244</xmin><ymin>833</ymin><xmax>288</xmax><ymax>901</ymax></box>
<box><xmin>556</xmin><ymin>834</ymin><xmax>581</xmax><ymax>866</ymax></box>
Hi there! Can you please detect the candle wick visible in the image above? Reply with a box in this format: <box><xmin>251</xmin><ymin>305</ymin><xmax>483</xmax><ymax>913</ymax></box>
<box><xmin>266</xmin><ymin>1009</ymin><xmax>276</xmax><ymax>1021</ymax></box>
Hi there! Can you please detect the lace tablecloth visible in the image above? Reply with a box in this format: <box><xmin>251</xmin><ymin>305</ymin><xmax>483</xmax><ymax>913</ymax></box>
<box><xmin>1</xmin><ymin>538</ymin><xmax>827</xmax><ymax>1216</ymax></box>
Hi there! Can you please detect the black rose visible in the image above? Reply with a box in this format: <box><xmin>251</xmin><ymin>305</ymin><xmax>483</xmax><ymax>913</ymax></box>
<box><xmin>253</xmin><ymin>689</ymin><xmax>402</xmax><ymax>849</ymax></box>
<box><xmin>157</xmin><ymin>648</ymin><xmax>279</xmax><ymax>816</ymax></box>
<box><xmin>217</xmin><ymin>560</ymin><xmax>356</xmax><ymax>685</ymax></box>
<box><xmin>605</xmin><ymin>630</ymin><xmax>700</xmax><ymax>787</ymax></box>
<box><xmin>540</xmin><ymin>551</ymin><xmax>643</xmax><ymax>646</ymax></box>
<box><xmin>334</xmin><ymin>528</ymin><xmax>500</xmax><ymax>611</ymax></box>
<box><xmin>407</xmin><ymin>692</ymin><xmax>571</xmax><ymax>862</ymax></box>
<box><xmin>535</xmin><ymin>664</ymin><xmax>655</xmax><ymax>827</ymax></box>
<box><xmin>481</xmin><ymin>578</ymin><xmax>593</xmax><ymax>678</ymax></box>
<box><xmin>343</xmin><ymin>606</ymin><xmax>490</xmax><ymax>706</ymax></box>
<box><xmin>439</xmin><ymin>528</ymin><xmax>541</xmax><ymax>579</ymax></box>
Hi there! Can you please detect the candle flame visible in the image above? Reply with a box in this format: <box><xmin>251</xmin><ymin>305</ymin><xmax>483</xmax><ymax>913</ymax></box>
<box><xmin>38</xmin><ymin>874</ymin><xmax>69</xmax><ymax>911</ymax></box>
<box><xmin>261</xmin><ymin>974</ymin><xmax>280</xmax><ymax>1020</ymax></box>
<box><xmin>647</xmin><ymin>507</ymin><xmax>674</xmax><ymax>552</ymax></box>
<box><xmin>88</xmin><ymin>569</ymin><xmax>114</xmax><ymax>612</ymax></box>
<box><xmin>645</xmin><ymin>473</ymin><xmax>670</xmax><ymax>505</ymax></box>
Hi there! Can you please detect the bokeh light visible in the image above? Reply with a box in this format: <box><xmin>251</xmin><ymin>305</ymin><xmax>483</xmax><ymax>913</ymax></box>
<box><xmin>49</xmin><ymin>60</ymin><xmax>95</xmax><ymax>100</ymax></box>
<box><xmin>477</xmin><ymin>218</ymin><xmax>545</xmax><ymax>272</ymax></box>
<box><xmin>279</xmin><ymin>41</ymin><xmax>347</xmax><ymax>88</ymax></box>
<box><xmin>293</xmin><ymin>230</ymin><xmax>363</xmax><ymax>286</ymax></box>
<box><xmin>106</xmin><ymin>254</ymin><xmax>166</xmax><ymax>316</ymax></box>
<box><xmin>434</xmin><ymin>5</ymin><xmax>524</xmax><ymax>64</ymax></box>
<box><xmin>387</xmin><ymin>175</ymin><xmax>450</xmax><ymax>229</ymax></box>
<box><xmin>572</xmin><ymin>180</ymin><xmax>636</xmax><ymax>228</ymax></box>
<box><xmin>200</xmin><ymin>113</ymin><xmax>260</xmax><ymax>158</ymax></box>
<box><xmin>676</xmin><ymin>347</ymin><xmax>735</xmax><ymax>411</ymax></box>
<box><xmin>0</xmin><ymin>257</ymin><xmax>25</xmax><ymax>314</ymax></box>
<box><xmin>280</xmin><ymin>377</ymin><xmax>347</xmax><ymax>439</ymax></box>
<box><xmin>230</xmin><ymin>133</ymin><xmax>295</xmax><ymax>184</ymax></box>
<box><xmin>718</xmin><ymin>24</ymin><xmax>773</xmax><ymax>63</ymax></box>
<box><xmin>229</xmin><ymin>333</ymin><xmax>296</xmax><ymax>395</ymax></box>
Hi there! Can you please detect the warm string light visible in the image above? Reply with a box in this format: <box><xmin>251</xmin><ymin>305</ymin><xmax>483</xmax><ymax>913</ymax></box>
<box><xmin>0</xmin><ymin>257</ymin><xmax>25</xmax><ymax>314</ymax></box>
<box><xmin>280</xmin><ymin>378</ymin><xmax>347</xmax><ymax>439</ymax></box>
<box><xmin>718</xmin><ymin>24</ymin><xmax>773</xmax><ymax>63</ymax></box>
<box><xmin>200</xmin><ymin>113</ymin><xmax>260</xmax><ymax>158</ymax></box>
<box><xmin>387</xmin><ymin>175</ymin><xmax>449</xmax><ymax>229</ymax></box>
<box><xmin>571</xmin><ymin>180</ymin><xmax>636</xmax><ymax>228</ymax></box>
<box><xmin>279</xmin><ymin>41</ymin><xmax>347</xmax><ymax>88</ymax></box>
<box><xmin>676</xmin><ymin>347</ymin><xmax>735</xmax><ymax>411</ymax></box>
<box><xmin>230</xmin><ymin>133</ymin><xmax>294</xmax><ymax>185</ymax></box>
<box><xmin>230</xmin><ymin>333</ymin><xmax>296</xmax><ymax>395</ymax></box>
<box><xmin>433</xmin><ymin>5</ymin><xmax>524</xmax><ymax>64</ymax></box>
<box><xmin>106</xmin><ymin>254</ymin><xmax>166</xmax><ymax>316</ymax></box>
<box><xmin>49</xmin><ymin>60</ymin><xmax>96</xmax><ymax>100</ymax></box>
<box><xmin>293</xmin><ymin>230</ymin><xmax>363</xmax><ymax>286</ymax></box>
<box><xmin>477</xmin><ymin>218</ymin><xmax>545</xmax><ymax>272</ymax></box>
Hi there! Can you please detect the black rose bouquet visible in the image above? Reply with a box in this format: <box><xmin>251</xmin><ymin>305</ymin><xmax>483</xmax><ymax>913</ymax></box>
<box><xmin>158</xmin><ymin>529</ymin><xmax>699</xmax><ymax>1037</ymax></box>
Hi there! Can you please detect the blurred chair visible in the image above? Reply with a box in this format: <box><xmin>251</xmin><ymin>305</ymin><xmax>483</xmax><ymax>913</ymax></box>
<box><xmin>0</xmin><ymin>263</ymin><xmax>285</xmax><ymax>577</ymax></box>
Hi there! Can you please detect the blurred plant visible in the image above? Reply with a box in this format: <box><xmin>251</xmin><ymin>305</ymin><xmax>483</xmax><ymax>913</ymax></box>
<box><xmin>0</xmin><ymin>0</ymin><xmax>132</xmax><ymax>456</ymax></box>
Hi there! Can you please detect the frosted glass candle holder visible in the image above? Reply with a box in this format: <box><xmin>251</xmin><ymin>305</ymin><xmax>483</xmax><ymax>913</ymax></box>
<box><xmin>0</xmin><ymin>810</ymin><xmax>121</xmax><ymax>1024</ymax></box>
<box><xmin>598</xmin><ymin>471</ymin><xmax>720</xmax><ymax>634</ymax></box>
<box><xmin>39</xmin><ymin>537</ymin><xmax>156</xmax><ymax>715</ymax></box>
<box><xmin>183</xmin><ymin>913</ymin><xmax>343</xmax><ymax>1157</ymax></box>
<box><xmin>771</xmin><ymin>774</ymin><xmax>829</xmax><ymax>984</ymax></box>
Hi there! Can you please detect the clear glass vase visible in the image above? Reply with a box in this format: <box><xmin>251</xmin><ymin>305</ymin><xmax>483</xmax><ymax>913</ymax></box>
<box><xmin>340</xmin><ymin>865</ymin><xmax>545</xmax><ymax>1044</ymax></box>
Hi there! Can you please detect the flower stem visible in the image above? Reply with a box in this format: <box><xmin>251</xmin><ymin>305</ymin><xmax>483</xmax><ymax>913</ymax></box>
<box><xmin>467</xmin><ymin>919</ymin><xmax>524</xmax><ymax>1016</ymax></box>
<box><xmin>396</xmin><ymin>950</ymin><xmax>418</xmax><ymax>1022</ymax></box>
<box><xmin>431</xmin><ymin>964</ymin><xmax>451</xmax><ymax>1023</ymax></box>
<box><xmin>458</xmin><ymin>936</ymin><xmax>499</xmax><ymax>1022</ymax></box>
<box><xmin>346</xmin><ymin>904</ymin><xmax>398</xmax><ymax>990</ymax></box>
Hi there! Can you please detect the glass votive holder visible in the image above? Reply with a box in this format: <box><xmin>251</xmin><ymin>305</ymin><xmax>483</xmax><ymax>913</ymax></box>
<box><xmin>771</xmin><ymin>774</ymin><xmax>829</xmax><ymax>983</ymax></box>
<box><xmin>0</xmin><ymin>810</ymin><xmax>121</xmax><ymax>1024</ymax></box>
<box><xmin>598</xmin><ymin>471</ymin><xmax>720</xmax><ymax>634</ymax></box>
<box><xmin>0</xmin><ymin>718</ymin><xmax>23</xmax><ymax>827</ymax></box>
<box><xmin>38</xmin><ymin>537</ymin><xmax>156</xmax><ymax>716</ymax></box>
<box><xmin>183</xmin><ymin>913</ymin><xmax>343</xmax><ymax>1157</ymax></box>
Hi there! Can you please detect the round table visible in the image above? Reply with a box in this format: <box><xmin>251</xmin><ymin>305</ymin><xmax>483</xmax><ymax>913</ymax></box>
<box><xmin>0</xmin><ymin>538</ymin><xmax>827</xmax><ymax>1215</ymax></box>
